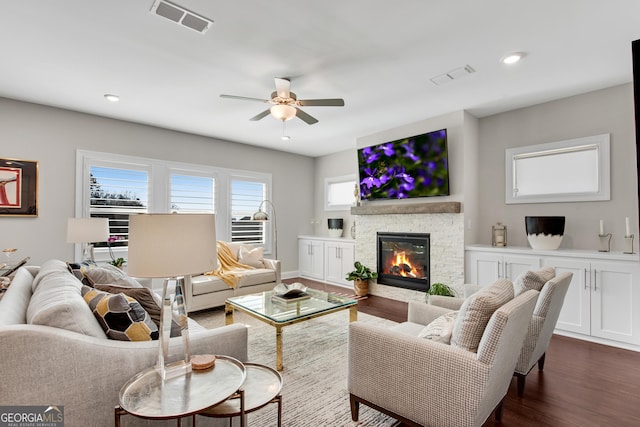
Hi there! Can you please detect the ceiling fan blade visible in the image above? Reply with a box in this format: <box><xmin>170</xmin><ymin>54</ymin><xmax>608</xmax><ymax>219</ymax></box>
<box><xmin>274</xmin><ymin>77</ymin><xmax>291</xmax><ymax>99</ymax></box>
<box><xmin>295</xmin><ymin>107</ymin><xmax>318</xmax><ymax>125</ymax></box>
<box><xmin>249</xmin><ymin>109</ymin><xmax>271</xmax><ymax>121</ymax></box>
<box><xmin>220</xmin><ymin>94</ymin><xmax>269</xmax><ymax>103</ymax></box>
<box><xmin>297</xmin><ymin>98</ymin><xmax>345</xmax><ymax>107</ymax></box>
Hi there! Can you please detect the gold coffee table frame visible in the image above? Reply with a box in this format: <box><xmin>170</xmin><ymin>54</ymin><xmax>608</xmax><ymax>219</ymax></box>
<box><xmin>225</xmin><ymin>288</ymin><xmax>358</xmax><ymax>371</ymax></box>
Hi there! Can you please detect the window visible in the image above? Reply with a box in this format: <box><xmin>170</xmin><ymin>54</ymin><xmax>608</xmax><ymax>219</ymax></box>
<box><xmin>505</xmin><ymin>134</ymin><xmax>610</xmax><ymax>204</ymax></box>
<box><xmin>231</xmin><ymin>179</ymin><xmax>267</xmax><ymax>245</ymax></box>
<box><xmin>170</xmin><ymin>172</ymin><xmax>215</xmax><ymax>213</ymax></box>
<box><xmin>76</xmin><ymin>151</ymin><xmax>271</xmax><ymax>262</ymax></box>
<box><xmin>325</xmin><ymin>175</ymin><xmax>357</xmax><ymax>211</ymax></box>
<box><xmin>89</xmin><ymin>164</ymin><xmax>149</xmax><ymax>254</ymax></box>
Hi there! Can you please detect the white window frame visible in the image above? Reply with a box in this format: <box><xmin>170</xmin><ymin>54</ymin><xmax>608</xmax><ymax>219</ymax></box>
<box><xmin>229</xmin><ymin>174</ymin><xmax>273</xmax><ymax>255</ymax></box>
<box><xmin>324</xmin><ymin>174</ymin><xmax>357</xmax><ymax>211</ymax></box>
<box><xmin>75</xmin><ymin>150</ymin><xmax>272</xmax><ymax>262</ymax></box>
<box><xmin>505</xmin><ymin>134</ymin><xmax>610</xmax><ymax>204</ymax></box>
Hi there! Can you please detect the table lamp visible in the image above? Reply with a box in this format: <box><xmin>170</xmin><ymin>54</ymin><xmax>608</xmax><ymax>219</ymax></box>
<box><xmin>127</xmin><ymin>213</ymin><xmax>217</xmax><ymax>380</ymax></box>
<box><xmin>67</xmin><ymin>217</ymin><xmax>109</xmax><ymax>263</ymax></box>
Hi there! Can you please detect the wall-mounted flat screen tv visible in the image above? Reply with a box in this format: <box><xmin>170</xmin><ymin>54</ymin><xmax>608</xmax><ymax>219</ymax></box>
<box><xmin>357</xmin><ymin>128</ymin><xmax>449</xmax><ymax>200</ymax></box>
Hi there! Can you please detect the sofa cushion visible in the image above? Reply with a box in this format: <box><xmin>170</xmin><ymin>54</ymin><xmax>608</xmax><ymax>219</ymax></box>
<box><xmin>27</xmin><ymin>268</ymin><xmax>108</xmax><ymax>339</ymax></box>
<box><xmin>418</xmin><ymin>311</ymin><xmax>458</xmax><ymax>344</ymax></box>
<box><xmin>237</xmin><ymin>268</ymin><xmax>277</xmax><ymax>288</ymax></box>
<box><xmin>0</xmin><ymin>267</ymin><xmax>34</xmax><ymax>325</ymax></box>
<box><xmin>192</xmin><ymin>268</ymin><xmax>276</xmax><ymax>296</ymax></box>
<box><xmin>513</xmin><ymin>267</ymin><xmax>555</xmax><ymax>296</ymax></box>
<box><xmin>31</xmin><ymin>259</ymin><xmax>71</xmax><ymax>292</ymax></box>
<box><xmin>192</xmin><ymin>275</ymin><xmax>233</xmax><ymax>296</ymax></box>
<box><xmin>451</xmin><ymin>278</ymin><xmax>514</xmax><ymax>352</ymax></box>
<box><xmin>82</xmin><ymin>286</ymin><xmax>159</xmax><ymax>341</ymax></box>
<box><xmin>83</xmin><ymin>264</ymin><xmax>143</xmax><ymax>288</ymax></box>
<box><xmin>238</xmin><ymin>245</ymin><xmax>265</xmax><ymax>268</ymax></box>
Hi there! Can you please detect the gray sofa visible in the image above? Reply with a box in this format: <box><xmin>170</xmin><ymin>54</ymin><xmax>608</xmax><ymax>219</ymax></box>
<box><xmin>0</xmin><ymin>260</ymin><xmax>248</xmax><ymax>427</ymax></box>
<box><xmin>183</xmin><ymin>242</ymin><xmax>281</xmax><ymax>313</ymax></box>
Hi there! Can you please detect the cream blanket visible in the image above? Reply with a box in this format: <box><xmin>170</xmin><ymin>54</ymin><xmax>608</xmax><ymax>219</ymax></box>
<box><xmin>205</xmin><ymin>241</ymin><xmax>254</xmax><ymax>288</ymax></box>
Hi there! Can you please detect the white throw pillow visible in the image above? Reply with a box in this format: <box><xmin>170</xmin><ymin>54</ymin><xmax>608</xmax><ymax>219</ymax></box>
<box><xmin>418</xmin><ymin>311</ymin><xmax>458</xmax><ymax>344</ymax></box>
<box><xmin>238</xmin><ymin>245</ymin><xmax>264</xmax><ymax>268</ymax></box>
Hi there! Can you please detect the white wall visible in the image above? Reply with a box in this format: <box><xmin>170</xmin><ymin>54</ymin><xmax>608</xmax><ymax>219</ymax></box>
<box><xmin>477</xmin><ymin>83</ymin><xmax>639</xmax><ymax>252</ymax></box>
<box><xmin>313</xmin><ymin>149</ymin><xmax>357</xmax><ymax>238</ymax></box>
<box><xmin>0</xmin><ymin>97</ymin><xmax>314</xmax><ymax>271</ymax></box>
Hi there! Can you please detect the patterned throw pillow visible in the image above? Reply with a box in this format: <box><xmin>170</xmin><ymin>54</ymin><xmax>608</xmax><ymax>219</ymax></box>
<box><xmin>238</xmin><ymin>245</ymin><xmax>264</xmax><ymax>268</ymax></box>
<box><xmin>418</xmin><ymin>311</ymin><xmax>458</xmax><ymax>344</ymax></box>
<box><xmin>81</xmin><ymin>285</ymin><xmax>158</xmax><ymax>341</ymax></box>
<box><xmin>451</xmin><ymin>278</ymin><xmax>514</xmax><ymax>352</ymax></box>
<box><xmin>94</xmin><ymin>284</ymin><xmax>183</xmax><ymax>337</ymax></box>
<box><xmin>513</xmin><ymin>267</ymin><xmax>555</xmax><ymax>296</ymax></box>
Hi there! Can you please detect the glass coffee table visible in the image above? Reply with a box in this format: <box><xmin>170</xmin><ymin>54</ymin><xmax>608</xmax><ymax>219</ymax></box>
<box><xmin>225</xmin><ymin>288</ymin><xmax>358</xmax><ymax>371</ymax></box>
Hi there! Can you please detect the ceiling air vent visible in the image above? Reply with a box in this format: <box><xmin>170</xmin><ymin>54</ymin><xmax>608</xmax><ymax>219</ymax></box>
<box><xmin>430</xmin><ymin>65</ymin><xmax>476</xmax><ymax>86</ymax></box>
<box><xmin>150</xmin><ymin>0</ymin><xmax>213</xmax><ymax>34</ymax></box>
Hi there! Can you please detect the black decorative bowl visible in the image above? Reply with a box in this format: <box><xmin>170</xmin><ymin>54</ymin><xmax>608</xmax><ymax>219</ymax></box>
<box><xmin>525</xmin><ymin>216</ymin><xmax>565</xmax><ymax>250</ymax></box>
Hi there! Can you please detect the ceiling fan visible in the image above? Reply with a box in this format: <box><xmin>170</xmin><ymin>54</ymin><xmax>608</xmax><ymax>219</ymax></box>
<box><xmin>220</xmin><ymin>77</ymin><xmax>345</xmax><ymax>125</ymax></box>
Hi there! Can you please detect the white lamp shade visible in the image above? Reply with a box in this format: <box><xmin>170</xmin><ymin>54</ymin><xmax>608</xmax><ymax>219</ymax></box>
<box><xmin>270</xmin><ymin>104</ymin><xmax>296</xmax><ymax>121</ymax></box>
<box><xmin>127</xmin><ymin>213</ymin><xmax>218</xmax><ymax>278</ymax></box>
<box><xmin>67</xmin><ymin>218</ymin><xmax>109</xmax><ymax>243</ymax></box>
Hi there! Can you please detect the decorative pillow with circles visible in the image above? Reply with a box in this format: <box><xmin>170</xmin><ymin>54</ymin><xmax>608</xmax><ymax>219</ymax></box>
<box><xmin>238</xmin><ymin>245</ymin><xmax>264</xmax><ymax>268</ymax></box>
<box><xmin>418</xmin><ymin>311</ymin><xmax>458</xmax><ymax>344</ymax></box>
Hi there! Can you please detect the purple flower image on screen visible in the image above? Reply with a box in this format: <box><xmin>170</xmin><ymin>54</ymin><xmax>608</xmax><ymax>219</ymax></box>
<box><xmin>357</xmin><ymin>128</ymin><xmax>449</xmax><ymax>200</ymax></box>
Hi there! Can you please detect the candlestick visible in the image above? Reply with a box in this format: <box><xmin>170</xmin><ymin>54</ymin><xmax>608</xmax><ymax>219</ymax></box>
<box><xmin>624</xmin><ymin>234</ymin><xmax>634</xmax><ymax>254</ymax></box>
<box><xmin>598</xmin><ymin>233</ymin><xmax>612</xmax><ymax>252</ymax></box>
<box><xmin>625</xmin><ymin>217</ymin><xmax>631</xmax><ymax>237</ymax></box>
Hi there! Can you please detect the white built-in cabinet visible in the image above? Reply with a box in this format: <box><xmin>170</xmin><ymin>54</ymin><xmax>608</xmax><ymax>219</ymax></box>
<box><xmin>466</xmin><ymin>245</ymin><xmax>640</xmax><ymax>349</ymax></box>
<box><xmin>298</xmin><ymin>236</ymin><xmax>355</xmax><ymax>287</ymax></box>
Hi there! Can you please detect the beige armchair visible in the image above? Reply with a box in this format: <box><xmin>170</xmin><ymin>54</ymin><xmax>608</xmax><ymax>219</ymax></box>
<box><xmin>429</xmin><ymin>271</ymin><xmax>573</xmax><ymax>397</ymax></box>
<box><xmin>348</xmin><ymin>286</ymin><xmax>539</xmax><ymax>427</ymax></box>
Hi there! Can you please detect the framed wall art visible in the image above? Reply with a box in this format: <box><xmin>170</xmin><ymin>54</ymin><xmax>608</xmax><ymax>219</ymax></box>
<box><xmin>0</xmin><ymin>158</ymin><xmax>38</xmax><ymax>217</ymax></box>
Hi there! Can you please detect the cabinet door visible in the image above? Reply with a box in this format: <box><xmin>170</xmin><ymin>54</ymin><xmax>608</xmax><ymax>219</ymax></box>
<box><xmin>325</xmin><ymin>242</ymin><xmax>355</xmax><ymax>286</ymax></box>
<box><xmin>503</xmin><ymin>255</ymin><xmax>541</xmax><ymax>281</ymax></box>
<box><xmin>298</xmin><ymin>239</ymin><xmax>324</xmax><ymax>280</ymax></box>
<box><xmin>465</xmin><ymin>252</ymin><xmax>501</xmax><ymax>286</ymax></box>
<box><xmin>542</xmin><ymin>257</ymin><xmax>590</xmax><ymax>335</ymax></box>
<box><xmin>591</xmin><ymin>261</ymin><xmax>640</xmax><ymax>344</ymax></box>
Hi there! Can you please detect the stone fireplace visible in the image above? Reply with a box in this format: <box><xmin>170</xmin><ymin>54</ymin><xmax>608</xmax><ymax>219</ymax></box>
<box><xmin>352</xmin><ymin>201</ymin><xmax>464</xmax><ymax>302</ymax></box>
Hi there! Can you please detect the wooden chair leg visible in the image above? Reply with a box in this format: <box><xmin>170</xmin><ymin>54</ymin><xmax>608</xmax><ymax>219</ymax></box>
<box><xmin>350</xmin><ymin>394</ymin><xmax>360</xmax><ymax>421</ymax></box>
<box><xmin>538</xmin><ymin>352</ymin><xmax>546</xmax><ymax>371</ymax></box>
<box><xmin>516</xmin><ymin>373</ymin><xmax>526</xmax><ymax>398</ymax></box>
<box><xmin>494</xmin><ymin>397</ymin><xmax>505</xmax><ymax>422</ymax></box>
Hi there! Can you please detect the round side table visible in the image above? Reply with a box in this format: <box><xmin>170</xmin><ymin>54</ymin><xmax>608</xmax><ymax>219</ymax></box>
<box><xmin>197</xmin><ymin>363</ymin><xmax>283</xmax><ymax>427</ymax></box>
<box><xmin>116</xmin><ymin>355</ymin><xmax>246</xmax><ymax>425</ymax></box>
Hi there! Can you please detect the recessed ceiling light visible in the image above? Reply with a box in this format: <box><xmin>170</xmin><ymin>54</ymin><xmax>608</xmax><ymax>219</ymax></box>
<box><xmin>104</xmin><ymin>94</ymin><xmax>120</xmax><ymax>102</ymax></box>
<box><xmin>281</xmin><ymin>135</ymin><xmax>290</xmax><ymax>141</ymax></box>
<box><xmin>502</xmin><ymin>52</ymin><xmax>525</xmax><ymax>65</ymax></box>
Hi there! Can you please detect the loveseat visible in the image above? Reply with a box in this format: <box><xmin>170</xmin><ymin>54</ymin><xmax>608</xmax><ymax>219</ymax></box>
<box><xmin>0</xmin><ymin>260</ymin><xmax>248</xmax><ymax>427</ymax></box>
<box><xmin>183</xmin><ymin>242</ymin><xmax>281</xmax><ymax>313</ymax></box>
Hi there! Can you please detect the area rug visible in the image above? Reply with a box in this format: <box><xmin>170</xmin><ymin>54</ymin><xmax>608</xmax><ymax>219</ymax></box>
<box><xmin>190</xmin><ymin>307</ymin><xmax>399</xmax><ymax>427</ymax></box>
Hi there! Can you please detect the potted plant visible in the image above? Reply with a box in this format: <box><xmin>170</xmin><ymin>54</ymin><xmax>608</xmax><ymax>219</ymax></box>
<box><xmin>345</xmin><ymin>261</ymin><xmax>378</xmax><ymax>296</ymax></box>
<box><xmin>426</xmin><ymin>282</ymin><xmax>456</xmax><ymax>302</ymax></box>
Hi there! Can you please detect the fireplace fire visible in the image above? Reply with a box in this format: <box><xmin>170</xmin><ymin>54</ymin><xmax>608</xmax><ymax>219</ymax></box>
<box><xmin>377</xmin><ymin>232</ymin><xmax>430</xmax><ymax>291</ymax></box>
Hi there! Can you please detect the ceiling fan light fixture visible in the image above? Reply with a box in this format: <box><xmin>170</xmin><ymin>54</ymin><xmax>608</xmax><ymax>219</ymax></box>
<box><xmin>270</xmin><ymin>104</ymin><xmax>296</xmax><ymax>121</ymax></box>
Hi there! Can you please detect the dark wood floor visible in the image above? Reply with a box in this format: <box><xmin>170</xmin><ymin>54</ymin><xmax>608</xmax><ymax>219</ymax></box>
<box><xmin>284</xmin><ymin>277</ymin><xmax>640</xmax><ymax>427</ymax></box>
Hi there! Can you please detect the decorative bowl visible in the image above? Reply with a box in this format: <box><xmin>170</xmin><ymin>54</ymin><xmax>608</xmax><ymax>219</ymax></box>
<box><xmin>525</xmin><ymin>216</ymin><xmax>565</xmax><ymax>250</ymax></box>
<box><xmin>274</xmin><ymin>282</ymin><xmax>308</xmax><ymax>297</ymax></box>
